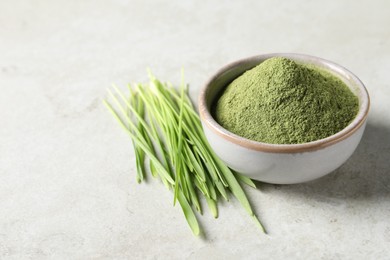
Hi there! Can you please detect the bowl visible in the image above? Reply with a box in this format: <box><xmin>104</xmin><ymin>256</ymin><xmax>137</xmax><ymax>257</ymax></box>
<box><xmin>198</xmin><ymin>53</ymin><xmax>370</xmax><ymax>184</ymax></box>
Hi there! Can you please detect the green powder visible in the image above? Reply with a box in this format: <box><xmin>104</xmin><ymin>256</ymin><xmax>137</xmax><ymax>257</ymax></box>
<box><xmin>214</xmin><ymin>57</ymin><xmax>359</xmax><ymax>144</ymax></box>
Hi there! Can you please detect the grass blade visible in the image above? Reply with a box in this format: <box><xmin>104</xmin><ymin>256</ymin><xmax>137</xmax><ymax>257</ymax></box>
<box><xmin>234</xmin><ymin>172</ymin><xmax>257</xmax><ymax>189</ymax></box>
<box><xmin>177</xmin><ymin>189</ymin><xmax>200</xmax><ymax>236</ymax></box>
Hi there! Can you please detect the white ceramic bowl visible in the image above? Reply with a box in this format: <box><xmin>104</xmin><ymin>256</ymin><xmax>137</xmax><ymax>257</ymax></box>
<box><xmin>199</xmin><ymin>53</ymin><xmax>370</xmax><ymax>184</ymax></box>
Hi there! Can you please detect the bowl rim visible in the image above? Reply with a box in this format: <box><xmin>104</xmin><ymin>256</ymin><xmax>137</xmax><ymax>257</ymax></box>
<box><xmin>198</xmin><ymin>53</ymin><xmax>370</xmax><ymax>153</ymax></box>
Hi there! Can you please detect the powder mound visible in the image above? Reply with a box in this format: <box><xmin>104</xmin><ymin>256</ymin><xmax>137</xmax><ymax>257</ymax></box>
<box><xmin>214</xmin><ymin>57</ymin><xmax>359</xmax><ymax>144</ymax></box>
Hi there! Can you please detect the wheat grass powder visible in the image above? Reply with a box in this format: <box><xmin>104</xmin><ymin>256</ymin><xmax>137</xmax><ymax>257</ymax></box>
<box><xmin>214</xmin><ymin>57</ymin><xmax>359</xmax><ymax>144</ymax></box>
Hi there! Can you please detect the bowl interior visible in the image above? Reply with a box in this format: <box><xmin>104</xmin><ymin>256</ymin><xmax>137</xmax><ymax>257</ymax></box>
<box><xmin>200</xmin><ymin>53</ymin><xmax>370</xmax><ymax>153</ymax></box>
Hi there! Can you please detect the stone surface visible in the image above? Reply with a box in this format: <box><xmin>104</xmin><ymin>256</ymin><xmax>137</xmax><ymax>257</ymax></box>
<box><xmin>1</xmin><ymin>0</ymin><xmax>390</xmax><ymax>259</ymax></box>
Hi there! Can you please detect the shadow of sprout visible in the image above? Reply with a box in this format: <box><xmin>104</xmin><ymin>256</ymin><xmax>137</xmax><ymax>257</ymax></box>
<box><xmin>260</xmin><ymin>122</ymin><xmax>390</xmax><ymax>201</ymax></box>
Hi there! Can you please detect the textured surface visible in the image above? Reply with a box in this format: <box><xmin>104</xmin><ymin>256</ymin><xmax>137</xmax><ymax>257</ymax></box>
<box><xmin>1</xmin><ymin>0</ymin><xmax>390</xmax><ymax>259</ymax></box>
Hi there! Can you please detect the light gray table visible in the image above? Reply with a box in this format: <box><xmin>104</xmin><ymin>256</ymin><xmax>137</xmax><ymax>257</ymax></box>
<box><xmin>1</xmin><ymin>0</ymin><xmax>389</xmax><ymax>259</ymax></box>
